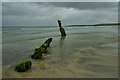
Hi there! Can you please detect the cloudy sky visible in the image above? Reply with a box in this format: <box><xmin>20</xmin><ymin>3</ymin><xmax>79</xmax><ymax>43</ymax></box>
<box><xmin>1</xmin><ymin>0</ymin><xmax>119</xmax><ymax>2</ymax></box>
<box><xmin>2</xmin><ymin>2</ymin><xmax>118</xmax><ymax>26</ymax></box>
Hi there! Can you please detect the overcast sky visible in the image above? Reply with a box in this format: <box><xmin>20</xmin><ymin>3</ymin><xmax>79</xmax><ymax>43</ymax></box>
<box><xmin>2</xmin><ymin>2</ymin><xmax>118</xmax><ymax>26</ymax></box>
<box><xmin>2</xmin><ymin>0</ymin><xmax>119</xmax><ymax>2</ymax></box>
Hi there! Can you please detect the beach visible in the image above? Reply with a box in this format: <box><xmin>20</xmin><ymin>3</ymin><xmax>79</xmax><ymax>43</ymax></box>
<box><xmin>2</xmin><ymin>26</ymin><xmax>118</xmax><ymax>78</ymax></box>
<box><xmin>0</xmin><ymin>44</ymin><xmax>1</xmax><ymax>79</ymax></box>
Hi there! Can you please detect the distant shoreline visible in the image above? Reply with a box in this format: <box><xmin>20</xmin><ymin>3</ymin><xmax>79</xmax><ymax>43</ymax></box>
<box><xmin>66</xmin><ymin>23</ymin><xmax>119</xmax><ymax>27</ymax></box>
<box><xmin>2</xmin><ymin>23</ymin><xmax>119</xmax><ymax>28</ymax></box>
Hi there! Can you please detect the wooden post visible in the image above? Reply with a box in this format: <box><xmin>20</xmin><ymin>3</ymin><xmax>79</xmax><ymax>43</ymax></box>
<box><xmin>31</xmin><ymin>38</ymin><xmax>53</xmax><ymax>59</ymax></box>
<box><xmin>15</xmin><ymin>60</ymin><xmax>32</xmax><ymax>72</ymax></box>
<box><xmin>57</xmin><ymin>19</ymin><xmax>66</xmax><ymax>36</ymax></box>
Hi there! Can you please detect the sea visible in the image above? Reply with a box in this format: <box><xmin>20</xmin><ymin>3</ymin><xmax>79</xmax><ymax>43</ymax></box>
<box><xmin>1</xmin><ymin>25</ymin><xmax>118</xmax><ymax>78</ymax></box>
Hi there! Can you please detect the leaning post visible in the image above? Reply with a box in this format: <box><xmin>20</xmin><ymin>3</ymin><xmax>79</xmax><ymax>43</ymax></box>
<box><xmin>57</xmin><ymin>19</ymin><xmax>66</xmax><ymax>36</ymax></box>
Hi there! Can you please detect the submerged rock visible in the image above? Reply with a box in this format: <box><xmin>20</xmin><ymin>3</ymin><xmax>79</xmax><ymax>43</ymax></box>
<box><xmin>15</xmin><ymin>60</ymin><xmax>32</xmax><ymax>72</ymax></box>
<box><xmin>31</xmin><ymin>38</ymin><xmax>53</xmax><ymax>59</ymax></box>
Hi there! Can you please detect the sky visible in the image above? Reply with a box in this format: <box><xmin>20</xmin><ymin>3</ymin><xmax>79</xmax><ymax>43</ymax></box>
<box><xmin>1</xmin><ymin>0</ymin><xmax>120</xmax><ymax>2</ymax></box>
<box><xmin>0</xmin><ymin>5</ymin><xmax>1</xmax><ymax>27</ymax></box>
<box><xmin>2</xmin><ymin>2</ymin><xmax>118</xmax><ymax>26</ymax></box>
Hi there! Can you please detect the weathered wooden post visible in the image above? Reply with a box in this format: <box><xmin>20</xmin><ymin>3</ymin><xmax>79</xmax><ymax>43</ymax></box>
<box><xmin>15</xmin><ymin>60</ymin><xmax>32</xmax><ymax>72</ymax></box>
<box><xmin>31</xmin><ymin>38</ymin><xmax>53</xmax><ymax>59</ymax></box>
<box><xmin>57</xmin><ymin>19</ymin><xmax>66</xmax><ymax>36</ymax></box>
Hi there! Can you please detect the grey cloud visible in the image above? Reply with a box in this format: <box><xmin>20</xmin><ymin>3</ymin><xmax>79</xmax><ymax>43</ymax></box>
<box><xmin>0</xmin><ymin>3</ymin><xmax>2</xmax><ymax>27</ymax></box>
<box><xmin>34</xmin><ymin>2</ymin><xmax>118</xmax><ymax>10</ymax></box>
<box><xmin>2</xmin><ymin>2</ymin><xmax>118</xmax><ymax>26</ymax></box>
<box><xmin>2</xmin><ymin>0</ymin><xmax>119</xmax><ymax>2</ymax></box>
<box><xmin>3</xmin><ymin>2</ymin><xmax>118</xmax><ymax>16</ymax></box>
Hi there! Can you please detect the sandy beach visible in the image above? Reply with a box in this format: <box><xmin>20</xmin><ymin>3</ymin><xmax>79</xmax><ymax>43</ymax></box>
<box><xmin>2</xmin><ymin>26</ymin><xmax>118</xmax><ymax>78</ymax></box>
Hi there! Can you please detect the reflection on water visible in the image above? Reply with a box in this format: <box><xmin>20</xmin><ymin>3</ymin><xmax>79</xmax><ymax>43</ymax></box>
<box><xmin>59</xmin><ymin>36</ymin><xmax>66</xmax><ymax>47</ymax></box>
<box><xmin>60</xmin><ymin>36</ymin><xmax>66</xmax><ymax>40</ymax></box>
<box><xmin>2</xmin><ymin>26</ymin><xmax>118</xmax><ymax>78</ymax></box>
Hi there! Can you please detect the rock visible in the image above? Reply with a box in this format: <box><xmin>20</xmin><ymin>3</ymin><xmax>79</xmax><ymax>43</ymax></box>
<box><xmin>15</xmin><ymin>60</ymin><xmax>32</xmax><ymax>72</ymax></box>
<box><xmin>31</xmin><ymin>38</ymin><xmax>53</xmax><ymax>59</ymax></box>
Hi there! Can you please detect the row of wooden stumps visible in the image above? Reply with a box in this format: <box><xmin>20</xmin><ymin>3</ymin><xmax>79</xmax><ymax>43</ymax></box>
<box><xmin>15</xmin><ymin>38</ymin><xmax>53</xmax><ymax>72</ymax></box>
<box><xmin>15</xmin><ymin>20</ymin><xmax>66</xmax><ymax>72</ymax></box>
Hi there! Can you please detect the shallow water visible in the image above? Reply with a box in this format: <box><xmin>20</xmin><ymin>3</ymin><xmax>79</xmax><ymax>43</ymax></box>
<box><xmin>0</xmin><ymin>28</ymin><xmax>2</xmax><ymax>78</ymax></box>
<box><xmin>2</xmin><ymin>26</ymin><xmax>118</xmax><ymax>78</ymax></box>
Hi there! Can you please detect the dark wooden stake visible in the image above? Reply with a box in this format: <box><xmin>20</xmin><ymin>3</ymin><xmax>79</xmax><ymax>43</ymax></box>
<box><xmin>57</xmin><ymin>19</ymin><xmax>66</xmax><ymax>36</ymax></box>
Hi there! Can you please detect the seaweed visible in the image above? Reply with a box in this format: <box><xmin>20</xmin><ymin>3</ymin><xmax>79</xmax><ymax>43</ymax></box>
<box><xmin>31</xmin><ymin>38</ymin><xmax>53</xmax><ymax>59</ymax></box>
<box><xmin>15</xmin><ymin>60</ymin><xmax>32</xmax><ymax>72</ymax></box>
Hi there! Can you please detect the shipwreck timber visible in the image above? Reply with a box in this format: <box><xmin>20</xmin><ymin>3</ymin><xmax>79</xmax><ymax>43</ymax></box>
<box><xmin>57</xmin><ymin>19</ymin><xmax>66</xmax><ymax>36</ymax></box>
<box><xmin>15</xmin><ymin>60</ymin><xmax>32</xmax><ymax>72</ymax></box>
<box><xmin>31</xmin><ymin>38</ymin><xmax>53</xmax><ymax>59</ymax></box>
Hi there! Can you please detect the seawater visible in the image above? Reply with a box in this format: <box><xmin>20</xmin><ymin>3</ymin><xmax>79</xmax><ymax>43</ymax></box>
<box><xmin>2</xmin><ymin>26</ymin><xmax>118</xmax><ymax>78</ymax></box>
<box><xmin>0</xmin><ymin>27</ymin><xmax>2</xmax><ymax>78</ymax></box>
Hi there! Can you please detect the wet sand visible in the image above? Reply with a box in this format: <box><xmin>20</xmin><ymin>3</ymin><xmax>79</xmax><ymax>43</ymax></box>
<box><xmin>0</xmin><ymin>29</ymin><xmax>2</xmax><ymax>78</ymax></box>
<box><xmin>2</xmin><ymin>26</ymin><xmax>118</xmax><ymax>78</ymax></box>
